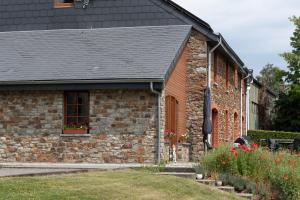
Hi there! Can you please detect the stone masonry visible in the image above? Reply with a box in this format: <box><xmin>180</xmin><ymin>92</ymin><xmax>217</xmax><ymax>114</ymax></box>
<box><xmin>0</xmin><ymin>90</ymin><xmax>158</xmax><ymax>163</ymax></box>
<box><xmin>185</xmin><ymin>30</ymin><xmax>208</xmax><ymax>160</ymax></box>
<box><xmin>211</xmin><ymin>52</ymin><xmax>246</xmax><ymax>144</ymax></box>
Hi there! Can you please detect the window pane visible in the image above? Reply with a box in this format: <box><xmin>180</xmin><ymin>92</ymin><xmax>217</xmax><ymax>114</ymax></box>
<box><xmin>78</xmin><ymin>92</ymin><xmax>88</xmax><ymax>105</ymax></box>
<box><xmin>66</xmin><ymin>117</ymin><xmax>77</xmax><ymax>125</ymax></box>
<box><xmin>67</xmin><ymin>105</ymin><xmax>77</xmax><ymax>116</ymax></box>
<box><xmin>78</xmin><ymin>117</ymin><xmax>89</xmax><ymax>125</ymax></box>
<box><xmin>66</xmin><ymin>92</ymin><xmax>77</xmax><ymax>104</ymax></box>
<box><xmin>78</xmin><ymin>105</ymin><xmax>89</xmax><ymax>116</ymax></box>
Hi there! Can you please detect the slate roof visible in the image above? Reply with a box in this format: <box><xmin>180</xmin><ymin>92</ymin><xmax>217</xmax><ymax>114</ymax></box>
<box><xmin>0</xmin><ymin>25</ymin><xmax>192</xmax><ymax>83</ymax></box>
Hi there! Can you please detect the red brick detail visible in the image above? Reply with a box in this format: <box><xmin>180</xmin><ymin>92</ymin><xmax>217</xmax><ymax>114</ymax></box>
<box><xmin>212</xmin><ymin>108</ymin><xmax>219</xmax><ymax>147</ymax></box>
<box><xmin>213</xmin><ymin>52</ymin><xmax>218</xmax><ymax>82</ymax></box>
<box><xmin>234</xmin><ymin>65</ymin><xmax>238</xmax><ymax>88</ymax></box>
<box><xmin>224</xmin><ymin>110</ymin><xmax>229</xmax><ymax>142</ymax></box>
<box><xmin>226</xmin><ymin>61</ymin><xmax>229</xmax><ymax>89</ymax></box>
<box><xmin>165</xmin><ymin>48</ymin><xmax>187</xmax><ymax>137</ymax></box>
<box><xmin>233</xmin><ymin>112</ymin><xmax>239</xmax><ymax>141</ymax></box>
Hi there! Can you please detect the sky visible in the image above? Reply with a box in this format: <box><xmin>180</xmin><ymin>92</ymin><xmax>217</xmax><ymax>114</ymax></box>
<box><xmin>173</xmin><ymin>0</ymin><xmax>300</xmax><ymax>75</ymax></box>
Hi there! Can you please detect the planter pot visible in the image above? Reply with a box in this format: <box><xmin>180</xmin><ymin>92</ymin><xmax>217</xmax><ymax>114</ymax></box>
<box><xmin>196</xmin><ymin>174</ymin><xmax>204</xmax><ymax>180</ymax></box>
<box><xmin>215</xmin><ymin>180</ymin><xmax>223</xmax><ymax>186</ymax></box>
<box><xmin>63</xmin><ymin>129</ymin><xmax>88</xmax><ymax>134</ymax></box>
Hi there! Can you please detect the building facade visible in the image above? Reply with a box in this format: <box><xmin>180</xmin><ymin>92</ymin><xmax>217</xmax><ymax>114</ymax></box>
<box><xmin>249</xmin><ymin>79</ymin><xmax>277</xmax><ymax>130</ymax></box>
<box><xmin>0</xmin><ymin>0</ymin><xmax>250</xmax><ymax>163</ymax></box>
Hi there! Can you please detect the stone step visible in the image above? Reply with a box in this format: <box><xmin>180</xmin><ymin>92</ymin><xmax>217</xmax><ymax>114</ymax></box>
<box><xmin>196</xmin><ymin>179</ymin><xmax>216</xmax><ymax>186</ymax></box>
<box><xmin>163</xmin><ymin>167</ymin><xmax>195</xmax><ymax>173</ymax></box>
<box><xmin>237</xmin><ymin>193</ymin><xmax>253</xmax><ymax>200</ymax></box>
<box><xmin>156</xmin><ymin>172</ymin><xmax>196</xmax><ymax>179</ymax></box>
<box><xmin>216</xmin><ymin>186</ymin><xmax>235</xmax><ymax>193</ymax></box>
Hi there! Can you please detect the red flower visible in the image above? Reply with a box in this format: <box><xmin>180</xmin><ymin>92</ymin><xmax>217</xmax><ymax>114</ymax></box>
<box><xmin>250</xmin><ymin>143</ymin><xmax>258</xmax><ymax>149</ymax></box>
<box><xmin>239</xmin><ymin>145</ymin><xmax>247</xmax><ymax>150</ymax></box>
<box><xmin>234</xmin><ymin>152</ymin><xmax>238</xmax><ymax>157</ymax></box>
<box><xmin>230</xmin><ymin>148</ymin><xmax>235</xmax><ymax>153</ymax></box>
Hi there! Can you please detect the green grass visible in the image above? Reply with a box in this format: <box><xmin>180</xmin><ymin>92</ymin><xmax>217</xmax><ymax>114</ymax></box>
<box><xmin>0</xmin><ymin>169</ymin><xmax>241</xmax><ymax>200</ymax></box>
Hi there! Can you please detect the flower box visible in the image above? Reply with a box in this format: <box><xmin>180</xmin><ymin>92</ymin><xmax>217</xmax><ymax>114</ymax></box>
<box><xmin>63</xmin><ymin>128</ymin><xmax>88</xmax><ymax>134</ymax></box>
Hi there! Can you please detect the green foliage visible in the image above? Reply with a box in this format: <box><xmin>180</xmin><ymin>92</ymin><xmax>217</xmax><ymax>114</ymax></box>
<box><xmin>199</xmin><ymin>144</ymin><xmax>300</xmax><ymax>199</ymax></box>
<box><xmin>273</xmin><ymin>16</ymin><xmax>300</xmax><ymax>132</ymax></box>
<box><xmin>281</xmin><ymin>16</ymin><xmax>300</xmax><ymax>85</ymax></box>
<box><xmin>256</xmin><ymin>63</ymin><xmax>287</xmax><ymax>93</ymax></box>
<box><xmin>274</xmin><ymin>84</ymin><xmax>300</xmax><ymax>131</ymax></box>
<box><xmin>248</xmin><ymin>130</ymin><xmax>300</xmax><ymax>143</ymax></box>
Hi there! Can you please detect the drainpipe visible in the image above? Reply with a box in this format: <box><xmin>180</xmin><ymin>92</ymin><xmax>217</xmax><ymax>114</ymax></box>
<box><xmin>208</xmin><ymin>36</ymin><xmax>222</xmax><ymax>88</ymax></box>
<box><xmin>246</xmin><ymin>78</ymin><xmax>253</xmax><ymax>134</ymax></box>
<box><xmin>150</xmin><ymin>82</ymin><xmax>161</xmax><ymax>164</ymax></box>
<box><xmin>240</xmin><ymin>73</ymin><xmax>251</xmax><ymax>136</ymax></box>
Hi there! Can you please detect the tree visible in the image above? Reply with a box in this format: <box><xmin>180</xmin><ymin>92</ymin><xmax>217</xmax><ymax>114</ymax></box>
<box><xmin>281</xmin><ymin>16</ymin><xmax>300</xmax><ymax>85</ymax></box>
<box><xmin>256</xmin><ymin>63</ymin><xmax>286</xmax><ymax>93</ymax></box>
<box><xmin>273</xmin><ymin>16</ymin><xmax>300</xmax><ymax>131</ymax></box>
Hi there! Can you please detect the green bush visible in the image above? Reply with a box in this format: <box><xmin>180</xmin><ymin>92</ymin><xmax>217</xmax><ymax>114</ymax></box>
<box><xmin>199</xmin><ymin>144</ymin><xmax>300</xmax><ymax>199</ymax></box>
<box><xmin>248</xmin><ymin>130</ymin><xmax>300</xmax><ymax>143</ymax></box>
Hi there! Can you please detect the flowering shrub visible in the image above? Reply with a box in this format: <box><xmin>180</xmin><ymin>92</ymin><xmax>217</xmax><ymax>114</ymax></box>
<box><xmin>200</xmin><ymin>144</ymin><xmax>300</xmax><ymax>199</ymax></box>
<box><xmin>164</xmin><ymin>130</ymin><xmax>175</xmax><ymax>140</ymax></box>
<box><xmin>64</xmin><ymin>122</ymin><xmax>88</xmax><ymax>129</ymax></box>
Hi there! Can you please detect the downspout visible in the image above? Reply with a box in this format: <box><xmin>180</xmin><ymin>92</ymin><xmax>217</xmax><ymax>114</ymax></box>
<box><xmin>246</xmin><ymin>78</ymin><xmax>253</xmax><ymax>134</ymax></box>
<box><xmin>208</xmin><ymin>36</ymin><xmax>222</xmax><ymax>88</ymax></box>
<box><xmin>150</xmin><ymin>82</ymin><xmax>161</xmax><ymax>164</ymax></box>
<box><xmin>240</xmin><ymin>73</ymin><xmax>251</xmax><ymax>136</ymax></box>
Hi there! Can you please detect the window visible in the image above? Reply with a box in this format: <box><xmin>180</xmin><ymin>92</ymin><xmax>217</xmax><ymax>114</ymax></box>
<box><xmin>226</xmin><ymin>61</ymin><xmax>229</xmax><ymax>89</ymax></box>
<box><xmin>213</xmin><ymin>52</ymin><xmax>218</xmax><ymax>82</ymax></box>
<box><xmin>54</xmin><ymin>0</ymin><xmax>74</xmax><ymax>8</ymax></box>
<box><xmin>252</xmin><ymin>102</ymin><xmax>259</xmax><ymax>114</ymax></box>
<box><xmin>165</xmin><ymin>96</ymin><xmax>178</xmax><ymax>134</ymax></box>
<box><xmin>64</xmin><ymin>91</ymin><xmax>89</xmax><ymax>129</ymax></box>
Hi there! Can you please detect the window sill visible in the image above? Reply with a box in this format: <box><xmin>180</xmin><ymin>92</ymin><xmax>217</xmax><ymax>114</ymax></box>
<box><xmin>60</xmin><ymin>134</ymin><xmax>91</xmax><ymax>137</ymax></box>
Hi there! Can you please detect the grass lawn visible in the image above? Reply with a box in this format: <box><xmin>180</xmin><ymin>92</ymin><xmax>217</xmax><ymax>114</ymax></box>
<box><xmin>0</xmin><ymin>169</ymin><xmax>241</xmax><ymax>200</ymax></box>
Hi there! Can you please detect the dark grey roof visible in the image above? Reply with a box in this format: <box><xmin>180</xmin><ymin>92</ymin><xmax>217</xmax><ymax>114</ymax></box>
<box><xmin>0</xmin><ymin>25</ymin><xmax>192</xmax><ymax>83</ymax></box>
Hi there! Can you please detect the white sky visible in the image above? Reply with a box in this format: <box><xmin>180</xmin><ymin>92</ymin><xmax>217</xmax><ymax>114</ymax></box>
<box><xmin>173</xmin><ymin>0</ymin><xmax>300</xmax><ymax>75</ymax></box>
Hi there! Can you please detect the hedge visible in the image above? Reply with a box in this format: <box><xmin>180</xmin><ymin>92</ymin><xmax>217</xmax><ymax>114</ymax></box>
<box><xmin>248</xmin><ymin>130</ymin><xmax>300</xmax><ymax>143</ymax></box>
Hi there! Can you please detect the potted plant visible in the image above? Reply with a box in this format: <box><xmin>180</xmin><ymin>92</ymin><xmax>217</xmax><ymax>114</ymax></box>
<box><xmin>63</xmin><ymin>122</ymin><xmax>88</xmax><ymax>134</ymax></box>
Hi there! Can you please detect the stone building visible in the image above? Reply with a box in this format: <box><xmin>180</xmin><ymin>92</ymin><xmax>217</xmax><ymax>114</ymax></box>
<box><xmin>0</xmin><ymin>0</ymin><xmax>251</xmax><ymax>163</ymax></box>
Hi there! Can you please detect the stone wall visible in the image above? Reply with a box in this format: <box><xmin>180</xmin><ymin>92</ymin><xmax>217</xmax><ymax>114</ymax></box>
<box><xmin>0</xmin><ymin>90</ymin><xmax>158</xmax><ymax>163</ymax></box>
<box><xmin>211</xmin><ymin>52</ymin><xmax>246</xmax><ymax>144</ymax></box>
<box><xmin>185</xmin><ymin>30</ymin><xmax>208</xmax><ymax>160</ymax></box>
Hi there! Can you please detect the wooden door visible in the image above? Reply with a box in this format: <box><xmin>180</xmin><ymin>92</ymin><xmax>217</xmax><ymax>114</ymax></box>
<box><xmin>165</xmin><ymin>96</ymin><xmax>178</xmax><ymax>144</ymax></box>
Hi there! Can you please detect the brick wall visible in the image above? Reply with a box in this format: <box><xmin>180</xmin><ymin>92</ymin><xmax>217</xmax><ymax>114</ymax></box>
<box><xmin>0</xmin><ymin>90</ymin><xmax>158</xmax><ymax>163</ymax></box>
<box><xmin>165</xmin><ymin>47</ymin><xmax>187</xmax><ymax>137</ymax></box>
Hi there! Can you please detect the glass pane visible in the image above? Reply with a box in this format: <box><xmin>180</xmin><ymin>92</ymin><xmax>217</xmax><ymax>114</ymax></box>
<box><xmin>78</xmin><ymin>105</ymin><xmax>89</xmax><ymax>116</ymax></box>
<box><xmin>67</xmin><ymin>105</ymin><xmax>77</xmax><ymax>116</ymax></box>
<box><xmin>78</xmin><ymin>117</ymin><xmax>89</xmax><ymax>127</ymax></box>
<box><xmin>78</xmin><ymin>92</ymin><xmax>88</xmax><ymax>105</ymax></box>
<box><xmin>66</xmin><ymin>92</ymin><xmax>77</xmax><ymax>104</ymax></box>
<box><xmin>66</xmin><ymin>117</ymin><xmax>77</xmax><ymax>126</ymax></box>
